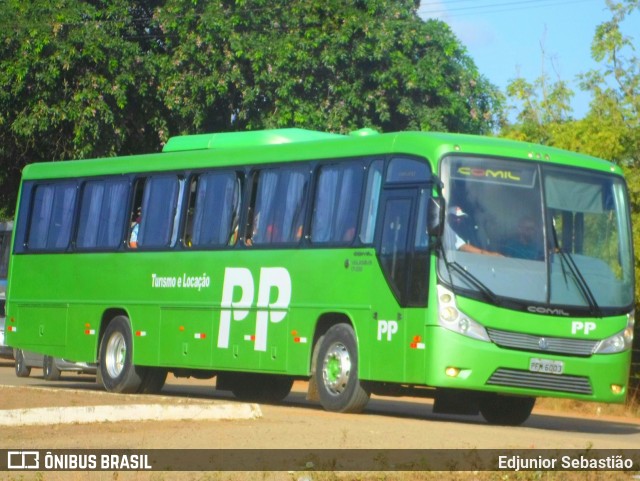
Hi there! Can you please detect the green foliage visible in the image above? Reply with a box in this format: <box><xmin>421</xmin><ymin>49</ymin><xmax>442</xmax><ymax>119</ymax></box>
<box><xmin>0</xmin><ymin>0</ymin><xmax>501</xmax><ymax>217</ymax></box>
<box><xmin>502</xmin><ymin>0</ymin><xmax>639</xmax><ymax>163</ymax></box>
<box><xmin>502</xmin><ymin>75</ymin><xmax>573</xmax><ymax>145</ymax></box>
<box><xmin>579</xmin><ymin>0</ymin><xmax>640</xmax><ymax>166</ymax></box>
<box><xmin>0</xmin><ymin>0</ymin><xmax>169</xmax><ymax>214</ymax></box>
<box><xmin>151</xmin><ymin>0</ymin><xmax>501</xmax><ymax>134</ymax></box>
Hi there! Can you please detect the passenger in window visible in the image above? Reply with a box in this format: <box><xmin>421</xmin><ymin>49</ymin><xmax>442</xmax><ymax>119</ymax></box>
<box><xmin>228</xmin><ymin>224</ymin><xmax>239</xmax><ymax>246</ymax></box>
<box><xmin>130</xmin><ymin>208</ymin><xmax>141</xmax><ymax>248</ymax></box>
<box><xmin>342</xmin><ymin>226</ymin><xmax>356</xmax><ymax>242</ymax></box>
<box><xmin>503</xmin><ymin>216</ymin><xmax>544</xmax><ymax>260</ymax></box>
<box><xmin>245</xmin><ymin>211</ymin><xmax>259</xmax><ymax>246</ymax></box>
<box><xmin>445</xmin><ymin>206</ymin><xmax>501</xmax><ymax>256</ymax></box>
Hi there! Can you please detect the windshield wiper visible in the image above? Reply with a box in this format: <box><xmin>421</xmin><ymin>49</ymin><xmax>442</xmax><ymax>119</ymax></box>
<box><xmin>445</xmin><ymin>260</ymin><xmax>502</xmax><ymax>307</ymax></box>
<box><xmin>553</xmin><ymin>248</ymin><xmax>602</xmax><ymax>317</ymax></box>
<box><xmin>549</xmin><ymin>220</ymin><xmax>602</xmax><ymax>317</ymax></box>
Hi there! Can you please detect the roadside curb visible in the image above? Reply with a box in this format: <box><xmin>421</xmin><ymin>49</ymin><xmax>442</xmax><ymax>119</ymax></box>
<box><xmin>0</xmin><ymin>402</ymin><xmax>262</xmax><ymax>426</ymax></box>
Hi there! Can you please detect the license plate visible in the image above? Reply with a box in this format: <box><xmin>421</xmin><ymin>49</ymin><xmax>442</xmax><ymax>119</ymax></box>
<box><xmin>529</xmin><ymin>358</ymin><xmax>564</xmax><ymax>375</ymax></box>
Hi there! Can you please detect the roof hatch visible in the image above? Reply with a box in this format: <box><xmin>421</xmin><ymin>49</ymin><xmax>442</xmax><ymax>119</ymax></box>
<box><xmin>162</xmin><ymin>128</ymin><xmax>346</xmax><ymax>153</ymax></box>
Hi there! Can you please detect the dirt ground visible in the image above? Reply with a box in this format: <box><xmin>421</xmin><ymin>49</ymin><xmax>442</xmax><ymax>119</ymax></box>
<box><xmin>1</xmin><ymin>369</ymin><xmax>639</xmax><ymax>481</ymax></box>
<box><xmin>2</xmin><ymin>374</ymin><xmax>639</xmax><ymax>448</ymax></box>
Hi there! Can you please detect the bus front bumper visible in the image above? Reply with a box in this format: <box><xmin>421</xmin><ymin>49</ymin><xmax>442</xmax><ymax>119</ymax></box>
<box><xmin>423</xmin><ymin>326</ymin><xmax>631</xmax><ymax>403</ymax></box>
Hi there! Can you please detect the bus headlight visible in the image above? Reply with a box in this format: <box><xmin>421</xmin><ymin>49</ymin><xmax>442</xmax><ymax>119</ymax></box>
<box><xmin>593</xmin><ymin>311</ymin><xmax>635</xmax><ymax>354</ymax></box>
<box><xmin>437</xmin><ymin>285</ymin><xmax>490</xmax><ymax>342</ymax></box>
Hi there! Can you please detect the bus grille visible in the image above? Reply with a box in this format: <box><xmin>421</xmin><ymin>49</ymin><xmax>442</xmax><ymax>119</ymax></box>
<box><xmin>486</xmin><ymin>328</ymin><xmax>598</xmax><ymax>356</ymax></box>
<box><xmin>487</xmin><ymin>368</ymin><xmax>593</xmax><ymax>395</ymax></box>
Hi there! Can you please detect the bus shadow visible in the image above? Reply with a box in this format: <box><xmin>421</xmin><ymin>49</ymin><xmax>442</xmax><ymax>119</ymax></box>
<box><xmin>147</xmin><ymin>384</ymin><xmax>640</xmax><ymax>437</ymax></box>
<box><xmin>20</xmin><ymin>376</ymin><xmax>640</xmax><ymax>436</ymax></box>
<box><xmin>355</xmin><ymin>395</ymin><xmax>640</xmax><ymax>436</ymax></box>
<box><xmin>526</xmin><ymin>412</ymin><xmax>640</xmax><ymax>435</ymax></box>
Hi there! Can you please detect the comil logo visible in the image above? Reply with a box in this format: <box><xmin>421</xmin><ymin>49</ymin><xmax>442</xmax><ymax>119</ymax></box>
<box><xmin>527</xmin><ymin>306</ymin><xmax>570</xmax><ymax>316</ymax></box>
<box><xmin>217</xmin><ymin>267</ymin><xmax>291</xmax><ymax>352</ymax></box>
<box><xmin>457</xmin><ymin>166</ymin><xmax>521</xmax><ymax>181</ymax></box>
<box><xmin>8</xmin><ymin>451</ymin><xmax>40</xmax><ymax>470</ymax></box>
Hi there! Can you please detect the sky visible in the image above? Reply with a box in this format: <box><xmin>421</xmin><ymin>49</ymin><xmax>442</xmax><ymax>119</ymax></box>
<box><xmin>418</xmin><ymin>0</ymin><xmax>640</xmax><ymax>119</ymax></box>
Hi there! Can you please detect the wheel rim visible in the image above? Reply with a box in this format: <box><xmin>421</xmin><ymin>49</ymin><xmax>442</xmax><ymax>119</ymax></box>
<box><xmin>105</xmin><ymin>331</ymin><xmax>126</xmax><ymax>379</ymax></box>
<box><xmin>321</xmin><ymin>341</ymin><xmax>352</xmax><ymax>396</ymax></box>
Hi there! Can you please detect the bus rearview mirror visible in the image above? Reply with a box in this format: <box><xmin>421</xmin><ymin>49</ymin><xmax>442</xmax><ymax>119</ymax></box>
<box><xmin>427</xmin><ymin>197</ymin><xmax>445</xmax><ymax>237</ymax></box>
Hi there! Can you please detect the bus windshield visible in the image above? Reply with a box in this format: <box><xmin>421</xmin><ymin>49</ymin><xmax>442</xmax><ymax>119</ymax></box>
<box><xmin>439</xmin><ymin>156</ymin><xmax>634</xmax><ymax>314</ymax></box>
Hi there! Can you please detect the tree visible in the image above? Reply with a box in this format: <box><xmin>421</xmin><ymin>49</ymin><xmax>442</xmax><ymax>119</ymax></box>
<box><xmin>0</xmin><ymin>0</ymin><xmax>501</xmax><ymax>217</ymax></box>
<box><xmin>502</xmin><ymin>0</ymin><xmax>639</xmax><ymax>165</ymax></box>
<box><xmin>152</xmin><ymin>0</ymin><xmax>501</xmax><ymax>134</ymax></box>
<box><xmin>579</xmin><ymin>0</ymin><xmax>640</xmax><ymax>166</ymax></box>
<box><xmin>500</xmin><ymin>73</ymin><xmax>574</xmax><ymax>145</ymax></box>
<box><xmin>0</xmin><ymin>0</ymin><xmax>168</xmax><ymax>217</ymax></box>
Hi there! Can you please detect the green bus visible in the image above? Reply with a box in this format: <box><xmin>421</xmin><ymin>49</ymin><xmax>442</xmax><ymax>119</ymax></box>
<box><xmin>6</xmin><ymin>128</ymin><xmax>635</xmax><ymax>425</ymax></box>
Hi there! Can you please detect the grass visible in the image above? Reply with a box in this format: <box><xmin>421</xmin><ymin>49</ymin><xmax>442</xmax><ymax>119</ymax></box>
<box><xmin>3</xmin><ymin>471</ymin><xmax>631</xmax><ymax>481</ymax></box>
<box><xmin>536</xmin><ymin>384</ymin><xmax>640</xmax><ymax>420</ymax></box>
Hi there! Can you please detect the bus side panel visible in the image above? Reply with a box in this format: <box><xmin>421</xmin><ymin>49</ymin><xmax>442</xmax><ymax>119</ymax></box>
<box><xmin>13</xmin><ymin>304</ymin><xmax>67</xmax><ymax>351</ymax></box>
<box><xmin>126</xmin><ymin>305</ymin><xmax>161</xmax><ymax>366</ymax></box>
<box><xmin>66</xmin><ymin>304</ymin><xmax>103</xmax><ymax>362</ymax></box>
<box><xmin>159</xmin><ymin>307</ymin><xmax>214</xmax><ymax>369</ymax></box>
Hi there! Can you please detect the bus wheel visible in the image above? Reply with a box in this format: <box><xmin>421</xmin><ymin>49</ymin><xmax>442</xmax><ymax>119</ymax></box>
<box><xmin>43</xmin><ymin>355</ymin><xmax>61</xmax><ymax>381</ymax></box>
<box><xmin>138</xmin><ymin>367</ymin><xmax>168</xmax><ymax>394</ymax></box>
<box><xmin>99</xmin><ymin>316</ymin><xmax>144</xmax><ymax>393</ymax></box>
<box><xmin>14</xmin><ymin>349</ymin><xmax>31</xmax><ymax>378</ymax></box>
<box><xmin>479</xmin><ymin>394</ymin><xmax>535</xmax><ymax>426</ymax></box>
<box><xmin>315</xmin><ymin>323</ymin><xmax>370</xmax><ymax>413</ymax></box>
<box><xmin>230</xmin><ymin>373</ymin><xmax>294</xmax><ymax>402</ymax></box>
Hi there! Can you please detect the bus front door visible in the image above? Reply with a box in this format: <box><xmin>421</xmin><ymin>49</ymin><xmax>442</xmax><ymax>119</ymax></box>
<box><xmin>369</xmin><ymin>188</ymin><xmax>429</xmax><ymax>383</ymax></box>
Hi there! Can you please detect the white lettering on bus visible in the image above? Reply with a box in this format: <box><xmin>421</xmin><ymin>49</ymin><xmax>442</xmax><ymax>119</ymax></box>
<box><xmin>151</xmin><ymin>274</ymin><xmax>177</xmax><ymax>288</ymax></box>
<box><xmin>217</xmin><ymin>267</ymin><xmax>291</xmax><ymax>352</ymax></box>
<box><xmin>571</xmin><ymin>321</ymin><xmax>597</xmax><ymax>335</ymax></box>
<box><xmin>151</xmin><ymin>273</ymin><xmax>211</xmax><ymax>291</ymax></box>
<box><xmin>377</xmin><ymin>320</ymin><xmax>398</xmax><ymax>341</ymax></box>
<box><xmin>181</xmin><ymin>273</ymin><xmax>211</xmax><ymax>291</ymax></box>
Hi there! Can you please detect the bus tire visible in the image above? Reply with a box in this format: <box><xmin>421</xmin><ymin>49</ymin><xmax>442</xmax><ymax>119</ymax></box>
<box><xmin>315</xmin><ymin>323</ymin><xmax>370</xmax><ymax>413</ymax></box>
<box><xmin>14</xmin><ymin>349</ymin><xmax>31</xmax><ymax>378</ymax></box>
<box><xmin>138</xmin><ymin>367</ymin><xmax>168</xmax><ymax>394</ymax></box>
<box><xmin>230</xmin><ymin>373</ymin><xmax>294</xmax><ymax>402</ymax></box>
<box><xmin>43</xmin><ymin>355</ymin><xmax>61</xmax><ymax>381</ymax></box>
<box><xmin>479</xmin><ymin>394</ymin><xmax>535</xmax><ymax>426</ymax></box>
<box><xmin>99</xmin><ymin>316</ymin><xmax>144</xmax><ymax>393</ymax></box>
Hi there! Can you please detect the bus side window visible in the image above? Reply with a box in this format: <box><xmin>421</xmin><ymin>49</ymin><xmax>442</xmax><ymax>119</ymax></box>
<box><xmin>27</xmin><ymin>182</ymin><xmax>78</xmax><ymax>251</ymax></box>
<box><xmin>129</xmin><ymin>175</ymin><xmax>183</xmax><ymax>249</ymax></box>
<box><xmin>359</xmin><ymin>160</ymin><xmax>383</xmax><ymax>244</ymax></box>
<box><xmin>183</xmin><ymin>171</ymin><xmax>241</xmax><ymax>248</ymax></box>
<box><xmin>248</xmin><ymin>167</ymin><xmax>309</xmax><ymax>246</ymax></box>
<box><xmin>77</xmin><ymin>178</ymin><xmax>129</xmax><ymax>250</ymax></box>
<box><xmin>311</xmin><ymin>161</ymin><xmax>365</xmax><ymax>244</ymax></box>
